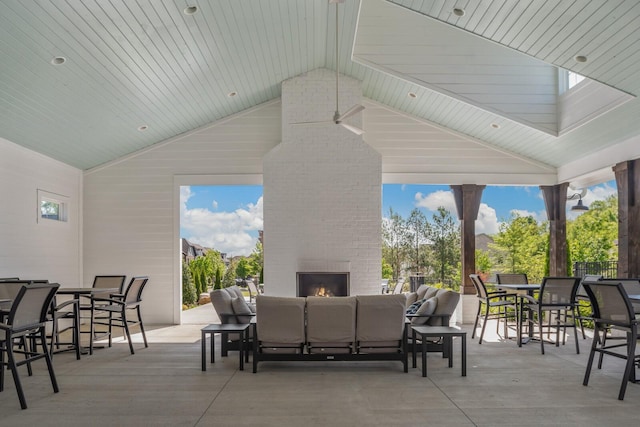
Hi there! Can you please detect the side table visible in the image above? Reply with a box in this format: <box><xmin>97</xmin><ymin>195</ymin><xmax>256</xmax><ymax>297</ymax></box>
<box><xmin>411</xmin><ymin>326</ymin><xmax>466</xmax><ymax>377</ymax></box>
<box><xmin>201</xmin><ymin>323</ymin><xmax>250</xmax><ymax>371</ymax></box>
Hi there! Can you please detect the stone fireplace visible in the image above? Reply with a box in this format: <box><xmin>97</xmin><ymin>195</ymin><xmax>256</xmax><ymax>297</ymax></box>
<box><xmin>263</xmin><ymin>69</ymin><xmax>382</xmax><ymax>296</ymax></box>
<box><xmin>296</xmin><ymin>272</ymin><xmax>350</xmax><ymax>297</ymax></box>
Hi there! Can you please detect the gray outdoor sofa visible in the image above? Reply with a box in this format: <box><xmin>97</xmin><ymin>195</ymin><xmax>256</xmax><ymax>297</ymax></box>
<box><xmin>252</xmin><ymin>294</ymin><xmax>409</xmax><ymax>373</ymax></box>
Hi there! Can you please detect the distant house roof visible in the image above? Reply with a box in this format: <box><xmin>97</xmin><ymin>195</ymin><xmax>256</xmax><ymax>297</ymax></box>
<box><xmin>476</xmin><ymin>233</ymin><xmax>494</xmax><ymax>252</ymax></box>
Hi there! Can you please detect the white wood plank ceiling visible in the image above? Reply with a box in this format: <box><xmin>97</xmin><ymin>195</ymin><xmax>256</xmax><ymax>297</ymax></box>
<box><xmin>0</xmin><ymin>0</ymin><xmax>639</xmax><ymax>179</ymax></box>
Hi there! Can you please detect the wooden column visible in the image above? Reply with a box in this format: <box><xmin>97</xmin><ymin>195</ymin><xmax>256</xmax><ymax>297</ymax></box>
<box><xmin>540</xmin><ymin>183</ymin><xmax>569</xmax><ymax>277</ymax></box>
<box><xmin>614</xmin><ymin>159</ymin><xmax>640</xmax><ymax>278</ymax></box>
<box><xmin>451</xmin><ymin>185</ymin><xmax>485</xmax><ymax>295</ymax></box>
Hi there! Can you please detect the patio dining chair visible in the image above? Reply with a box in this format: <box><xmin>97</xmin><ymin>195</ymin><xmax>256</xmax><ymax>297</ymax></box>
<box><xmin>582</xmin><ymin>281</ymin><xmax>640</xmax><ymax>400</ymax></box>
<box><xmin>246</xmin><ymin>279</ymin><xmax>262</xmax><ymax>303</ymax></box>
<box><xmin>93</xmin><ymin>276</ymin><xmax>149</xmax><ymax>354</ymax></box>
<box><xmin>520</xmin><ymin>277</ymin><xmax>581</xmax><ymax>354</ymax></box>
<box><xmin>469</xmin><ymin>274</ymin><xmax>517</xmax><ymax>344</ymax></box>
<box><xmin>0</xmin><ymin>282</ymin><xmax>60</xmax><ymax>409</ymax></box>
<box><xmin>78</xmin><ymin>275</ymin><xmax>126</xmax><ymax>354</ymax></box>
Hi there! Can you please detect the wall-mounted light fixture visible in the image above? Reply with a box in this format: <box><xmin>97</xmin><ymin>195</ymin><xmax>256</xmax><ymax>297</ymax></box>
<box><xmin>568</xmin><ymin>192</ymin><xmax>589</xmax><ymax>211</ymax></box>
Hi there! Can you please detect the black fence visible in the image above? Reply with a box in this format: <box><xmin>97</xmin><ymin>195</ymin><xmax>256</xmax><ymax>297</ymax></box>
<box><xmin>573</xmin><ymin>261</ymin><xmax>618</xmax><ymax>278</ymax></box>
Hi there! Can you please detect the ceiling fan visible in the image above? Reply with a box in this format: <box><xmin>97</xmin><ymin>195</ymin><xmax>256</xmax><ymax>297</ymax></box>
<box><xmin>291</xmin><ymin>0</ymin><xmax>365</xmax><ymax>136</ymax></box>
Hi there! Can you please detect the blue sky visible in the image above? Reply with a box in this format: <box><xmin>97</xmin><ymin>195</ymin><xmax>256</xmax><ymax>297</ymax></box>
<box><xmin>181</xmin><ymin>181</ymin><xmax>616</xmax><ymax>256</ymax></box>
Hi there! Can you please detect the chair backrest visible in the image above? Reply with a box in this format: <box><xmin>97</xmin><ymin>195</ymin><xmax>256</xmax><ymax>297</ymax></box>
<box><xmin>7</xmin><ymin>283</ymin><xmax>60</xmax><ymax>332</ymax></box>
<box><xmin>123</xmin><ymin>276</ymin><xmax>149</xmax><ymax>305</ymax></box>
<box><xmin>582</xmin><ymin>281</ymin><xmax>636</xmax><ymax>328</ymax></box>
<box><xmin>0</xmin><ymin>277</ymin><xmax>20</xmax><ymax>281</ymax></box>
<box><xmin>0</xmin><ymin>280</ymin><xmax>33</xmax><ymax>300</ymax></box>
<box><xmin>92</xmin><ymin>275</ymin><xmax>127</xmax><ymax>299</ymax></box>
<box><xmin>392</xmin><ymin>281</ymin><xmax>404</xmax><ymax>294</ymax></box>
<box><xmin>538</xmin><ymin>277</ymin><xmax>581</xmax><ymax>305</ymax></box>
<box><xmin>496</xmin><ymin>273</ymin><xmax>528</xmax><ymax>284</ymax></box>
<box><xmin>246</xmin><ymin>280</ymin><xmax>260</xmax><ymax>301</ymax></box>
<box><xmin>577</xmin><ymin>274</ymin><xmax>603</xmax><ymax>298</ymax></box>
<box><xmin>469</xmin><ymin>274</ymin><xmax>489</xmax><ymax>299</ymax></box>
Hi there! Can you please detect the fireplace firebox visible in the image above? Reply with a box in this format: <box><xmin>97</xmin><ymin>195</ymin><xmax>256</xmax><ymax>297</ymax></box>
<box><xmin>296</xmin><ymin>272</ymin><xmax>350</xmax><ymax>297</ymax></box>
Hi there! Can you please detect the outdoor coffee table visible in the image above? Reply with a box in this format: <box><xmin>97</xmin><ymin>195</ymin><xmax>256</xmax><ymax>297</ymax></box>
<box><xmin>411</xmin><ymin>326</ymin><xmax>466</xmax><ymax>377</ymax></box>
<box><xmin>201</xmin><ymin>323</ymin><xmax>250</xmax><ymax>371</ymax></box>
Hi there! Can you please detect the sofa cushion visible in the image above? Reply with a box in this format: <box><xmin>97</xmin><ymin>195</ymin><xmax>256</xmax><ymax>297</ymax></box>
<box><xmin>307</xmin><ymin>296</ymin><xmax>356</xmax><ymax>353</ymax></box>
<box><xmin>356</xmin><ymin>294</ymin><xmax>407</xmax><ymax>343</ymax></box>
<box><xmin>410</xmin><ymin>297</ymin><xmax>438</xmax><ymax>325</ymax></box>
<box><xmin>231</xmin><ymin>297</ymin><xmax>254</xmax><ymax>324</ymax></box>
<box><xmin>226</xmin><ymin>285</ymin><xmax>244</xmax><ymax>300</ymax></box>
<box><xmin>416</xmin><ymin>285</ymin><xmax>430</xmax><ymax>300</ymax></box>
<box><xmin>427</xmin><ymin>289</ymin><xmax>460</xmax><ymax>326</ymax></box>
<box><xmin>210</xmin><ymin>288</ymin><xmax>234</xmax><ymax>323</ymax></box>
<box><xmin>405</xmin><ymin>292</ymin><xmax>419</xmax><ymax>307</ymax></box>
<box><xmin>256</xmin><ymin>295</ymin><xmax>306</xmax><ymax>344</ymax></box>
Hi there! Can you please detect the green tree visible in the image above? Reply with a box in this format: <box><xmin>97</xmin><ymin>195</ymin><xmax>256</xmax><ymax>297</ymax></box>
<box><xmin>475</xmin><ymin>249</ymin><xmax>491</xmax><ymax>273</ymax></box>
<box><xmin>381</xmin><ymin>259</ymin><xmax>393</xmax><ymax>279</ymax></box>
<box><xmin>236</xmin><ymin>258</ymin><xmax>252</xmax><ymax>279</ymax></box>
<box><xmin>182</xmin><ymin>261</ymin><xmax>197</xmax><ymax>306</ymax></box>
<box><xmin>223</xmin><ymin>259</ymin><xmax>238</xmax><ymax>288</ymax></box>
<box><xmin>490</xmin><ymin>214</ymin><xmax>547</xmax><ymax>283</ymax></box>
<box><xmin>567</xmin><ymin>196</ymin><xmax>618</xmax><ymax>263</ymax></box>
<box><xmin>189</xmin><ymin>256</ymin><xmax>213</xmax><ymax>296</ymax></box>
<box><xmin>214</xmin><ymin>266</ymin><xmax>223</xmax><ymax>290</ymax></box>
<box><xmin>406</xmin><ymin>208</ymin><xmax>430</xmax><ymax>274</ymax></box>
<box><xmin>248</xmin><ymin>241</ymin><xmax>264</xmax><ymax>278</ymax></box>
<box><xmin>382</xmin><ymin>207</ymin><xmax>410</xmax><ymax>282</ymax></box>
<box><xmin>427</xmin><ymin>207</ymin><xmax>461</xmax><ymax>284</ymax></box>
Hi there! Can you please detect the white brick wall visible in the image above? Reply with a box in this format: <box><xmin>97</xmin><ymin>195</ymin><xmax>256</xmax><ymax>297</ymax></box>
<box><xmin>264</xmin><ymin>69</ymin><xmax>382</xmax><ymax>296</ymax></box>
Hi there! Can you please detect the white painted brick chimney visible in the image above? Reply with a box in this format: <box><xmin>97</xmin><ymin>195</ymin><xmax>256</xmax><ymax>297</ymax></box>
<box><xmin>263</xmin><ymin>68</ymin><xmax>382</xmax><ymax>296</ymax></box>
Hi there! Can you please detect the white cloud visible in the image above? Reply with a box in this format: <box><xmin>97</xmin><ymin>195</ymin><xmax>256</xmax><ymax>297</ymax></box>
<box><xmin>181</xmin><ymin>186</ymin><xmax>263</xmax><ymax>256</ymax></box>
<box><xmin>414</xmin><ymin>190</ymin><xmax>500</xmax><ymax>235</ymax></box>
<box><xmin>510</xmin><ymin>209</ymin><xmax>547</xmax><ymax>222</ymax></box>
<box><xmin>212</xmin><ymin>200</ymin><xmax>218</xmax><ymax>210</ymax></box>
<box><xmin>414</xmin><ymin>190</ymin><xmax>457</xmax><ymax>213</ymax></box>
<box><xmin>476</xmin><ymin>203</ymin><xmax>499</xmax><ymax>235</ymax></box>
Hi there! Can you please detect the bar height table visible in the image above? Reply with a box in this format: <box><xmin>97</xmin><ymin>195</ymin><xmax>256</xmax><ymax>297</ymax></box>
<box><xmin>496</xmin><ymin>283</ymin><xmax>541</xmax><ymax>346</ymax></box>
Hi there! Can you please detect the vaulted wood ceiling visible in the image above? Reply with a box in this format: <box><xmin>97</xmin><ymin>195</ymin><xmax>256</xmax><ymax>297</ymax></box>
<box><xmin>1</xmin><ymin>0</ymin><xmax>639</xmax><ymax>185</ymax></box>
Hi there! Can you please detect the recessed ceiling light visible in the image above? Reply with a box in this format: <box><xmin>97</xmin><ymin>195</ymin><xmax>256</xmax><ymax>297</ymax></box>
<box><xmin>408</xmin><ymin>92</ymin><xmax>417</xmax><ymax>98</ymax></box>
<box><xmin>227</xmin><ymin>91</ymin><xmax>237</xmax><ymax>97</ymax></box>
<box><xmin>490</xmin><ymin>123</ymin><xmax>500</xmax><ymax>129</ymax></box>
<box><xmin>183</xmin><ymin>6</ymin><xmax>198</xmax><ymax>15</ymax></box>
<box><xmin>453</xmin><ymin>8</ymin><xmax>465</xmax><ymax>17</ymax></box>
<box><xmin>138</xmin><ymin>125</ymin><xmax>149</xmax><ymax>132</ymax></box>
<box><xmin>51</xmin><ymin>56</ymin><xmax>66</xmax><ymax>65</ymax></box>
<box><xmin>575</xmin><ymin>55</ymin><xmax>588</xmax><ymax>63</ymax></box>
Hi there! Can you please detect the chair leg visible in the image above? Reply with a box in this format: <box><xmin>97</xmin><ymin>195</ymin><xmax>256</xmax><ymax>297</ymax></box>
<box><xmin>7</xmin><ymin>339</ymin><xmax>27</xmax><ymax>409</ymax></box>
<box><xmin>583</xmin><ymin>326</ymin><xmax>600</xmax><ymax>387</ymax></box>
<box><xmin>539</xmin><ymin>310</ymin><xmax>545</xmax><ymax>355</ymax></box>
<box><xmin>122</xmin><ymin>310</ymin><xmax>135</xmax><ymax>355</ymax></box>
<box><xmin>40</xmin><ymin>329</ymin><xmax>59</xmax><ymax>394</ymax></box>
<box><xmin>479</xmin><ymin>304</ymin><xmax>489</xmax><ymax>344</ymax></box>
<box><xmin>0</xmin><ymin>341</ymin><xmax>5</xmax><ymax>392</ymax></box>
<box><xmin>619</xmin><ymin>330</ymin><xmax>637</xmax><ymax>400</ymax></box>
<box><xmin>137</xmin><ymin>306</ymin><xmax>148</xmax><ymax>348</ymax></box>
<box><xmin>471</xmin><ymin>302</ymin><xmax>481</xmax><ymax>339</ymax></box>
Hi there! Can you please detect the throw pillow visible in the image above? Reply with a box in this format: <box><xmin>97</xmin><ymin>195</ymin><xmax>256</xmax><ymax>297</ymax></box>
<box><xmin>406</xmin><ymin>298</ymin><xmax>426</xmax><ymax>315</ymax></box>
<box><xmin>411</xmin><ymin>296</ymin><xmax>437</xmax><ymax>325</ymax></box>
<box><xmin>231</xmin><ymin>297</ymin><xmax>253</xmax><ymax>324</ymax></box>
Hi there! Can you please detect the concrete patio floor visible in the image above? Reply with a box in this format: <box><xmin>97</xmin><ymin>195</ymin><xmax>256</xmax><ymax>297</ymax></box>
<box><xmin>1</xmin><ymin>304</ymin><xmax>639</xmax><ymax>426</ymax></box>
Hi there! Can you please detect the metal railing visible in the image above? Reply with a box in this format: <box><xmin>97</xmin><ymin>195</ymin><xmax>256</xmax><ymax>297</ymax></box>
<box><xmin>573</xmin><ymin>261</ymin><xmax>618</xmax><ymax>278</ymax></box>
